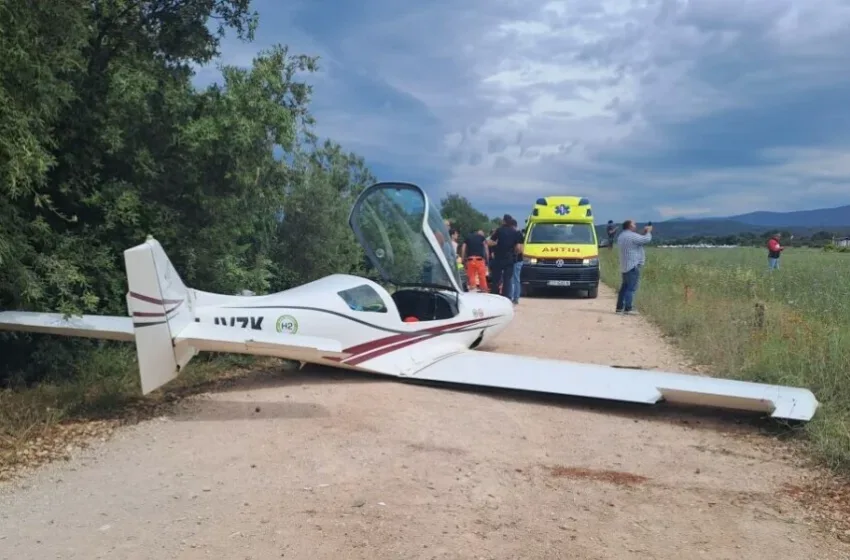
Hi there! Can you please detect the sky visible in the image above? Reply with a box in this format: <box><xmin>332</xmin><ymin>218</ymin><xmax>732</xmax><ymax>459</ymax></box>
<box><xmin>193</xmin><ymin>0</ymin><xmax>850</xmax><ymax>225</ymax></box>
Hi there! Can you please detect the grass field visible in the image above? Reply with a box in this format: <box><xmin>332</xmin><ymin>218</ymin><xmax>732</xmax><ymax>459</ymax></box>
<box><xmin>599</xmin><ymin>246</ymin><xmax>850</xmax><ymax>472</ymax></box>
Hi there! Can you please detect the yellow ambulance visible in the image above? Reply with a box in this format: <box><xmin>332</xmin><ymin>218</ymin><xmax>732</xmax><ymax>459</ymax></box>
<box><xmin>519</xmin><ymin>196</ymin><xmax>600</xmax><ymax>298</ymax></box>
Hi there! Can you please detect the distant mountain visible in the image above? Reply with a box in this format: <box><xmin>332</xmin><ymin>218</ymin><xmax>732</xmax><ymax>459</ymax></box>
<box><xmin>593</xmin><ymin>204</ymin><xmax>850</xmax><ymax>241</ymax></box>
<box><xmin>726</xmin><ymin>205</ymin><xmax>850</xmax><ymax>228</ymax></box>
<box><xmin>595</xmin><ymin>220</ymin><xmax>768</xmax><ymax>242</ymax></box>
<box><xmin>592</xmin><ymin>204</ymin><xmax>850</xmax><ymax>241</ymax></box>
<box><xmin>595</xmin><ymin>221</ymin><xmax>850</xmax><ymax>242</ymax></box>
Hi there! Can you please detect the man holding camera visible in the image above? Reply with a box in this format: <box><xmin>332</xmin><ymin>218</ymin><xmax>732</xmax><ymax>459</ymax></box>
<box><xmin>616</xmin><ymin>219</ymin><xmax>653</xmax><ymax>314</ymax></box>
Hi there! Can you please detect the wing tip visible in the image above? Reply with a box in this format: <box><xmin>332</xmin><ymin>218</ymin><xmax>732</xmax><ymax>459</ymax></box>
<box><xmin>769</xmin><ymin>389</ymin><xmax>820</xmax><ymax>422</ymax></box>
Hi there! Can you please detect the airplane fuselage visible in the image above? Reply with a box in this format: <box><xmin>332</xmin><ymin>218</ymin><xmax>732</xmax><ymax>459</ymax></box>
<box><xmin>186</xmin><ymin>274</ymin><xmax>513</xmax><ymax>375</ymax></box>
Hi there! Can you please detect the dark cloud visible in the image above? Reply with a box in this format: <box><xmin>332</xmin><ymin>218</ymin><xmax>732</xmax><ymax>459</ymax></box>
<box><xmin>487</xmin><ymin>138</ymin><xmax>508</xmax><ymax>154</ymax></box>
<box><xmin>206</xmin><ymin>0</ymin><xmax>850</xmax><ymax>220</ymax></box>
<box><xmin>493</xmin><ymin>156</ymin><xmax>512</xmax><ymax>169</ymax></box>
<box><xmin>604</xmin><ymin>81</ymin><xmax>850</xmax><ymax>171</ymax></box>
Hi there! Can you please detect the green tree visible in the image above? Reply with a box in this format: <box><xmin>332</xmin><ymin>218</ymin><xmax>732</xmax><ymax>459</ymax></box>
<box><xmin>272</xmin><ymin>139</ymin><xmax>377</xmax><ymax>289</ymax></box>
<box><xmin>0</xmin><ymin>0</ymin><xmax>261</xmax><ymax>316</ymax></box>
<box><xmin>439</xmin><ymin>193</ymin><xmax>492</xmax><ymax>236</ymax></box>
<box><xmin>0</xmin><ymin>0</ymin><xmax>89</xmax><ymax>310</ymax></box>
<box><xmin>0</xmin><ymin>1</ymin><xmax>377</xmax><ymax>385</ymax></box>
<box><xmin>0</xmin><ymin>1</ymin><xmax>504</xmax><ymax>390</ymax></box>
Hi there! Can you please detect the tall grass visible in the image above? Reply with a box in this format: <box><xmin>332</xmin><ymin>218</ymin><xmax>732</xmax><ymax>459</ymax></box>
<box><xmin>599</xmin><ymin>247</ymin><xmax>850</xmax><ymax>472</ymax></box>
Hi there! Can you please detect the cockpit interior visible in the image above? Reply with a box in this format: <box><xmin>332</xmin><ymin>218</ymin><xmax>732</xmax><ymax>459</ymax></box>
<box><xmin>390</xmin><ymin>288</ymin><xmax>459</xmax><ymax>322</ymax></box>
<box><xmin>336</xmin><ymin>283</ymin><xmax>460</xmax><ymax>323</ymax></box>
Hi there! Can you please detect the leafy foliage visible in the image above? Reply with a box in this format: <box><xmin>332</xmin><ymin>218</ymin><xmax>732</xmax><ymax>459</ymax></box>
<box><xmin>0</xmin><ymin>1</ymin><xmax>374</xmax><ymax>385</ymax></box>
<box><xmin>0</xmin><ymin>0</ymin><xmax>502</xmax><ymax>388</ymax></box>
<box><xmin>271</xmin><ymin>140</ymin><xmax>376</xmax><ymax>289</ymax></box>
<box><xmin>439</xmin><ymin>193</ymin><xmax>492</xmax><ymax>236</ymax></box>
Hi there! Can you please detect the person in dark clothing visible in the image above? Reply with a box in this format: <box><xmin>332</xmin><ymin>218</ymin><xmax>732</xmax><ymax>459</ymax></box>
<box><xmin>461</xmin><ymin>229</ymin><xmax>489</xmax><ymax>292</ymax></box>
<box><xmin>485</xmin><ymin>228</ymin><xmax>497</xmax><ymax>288</ymax></box>
<box><xmin>606</xmin><ymin>220</ymin><xmax>618</xmax><ymax>248</ymax></box>
<box><xmin>508</xmin><ymin>218</ymin><xmax>525</xmax><ymax>304</ymax></box>
<box><xmin>487</xmin><ymin>214</ymin><xmax>521</xmax><ymax>299</ymax></box>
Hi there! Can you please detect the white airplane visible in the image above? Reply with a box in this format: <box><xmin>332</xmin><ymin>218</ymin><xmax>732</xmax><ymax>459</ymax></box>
<box><xmin>0</xmin><ymin>181</ymin><xmax>818</xmax><ymax>421</ymax></box>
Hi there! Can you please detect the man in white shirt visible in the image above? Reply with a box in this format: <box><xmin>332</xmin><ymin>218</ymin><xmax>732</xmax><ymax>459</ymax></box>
<box><xmin>616</xmin><ymin>219</ymin><xmax>653</xmax><ymax>314</ymax></box>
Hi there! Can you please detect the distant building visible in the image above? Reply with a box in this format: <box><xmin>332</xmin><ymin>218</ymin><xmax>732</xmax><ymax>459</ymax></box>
<box><xmin>836</xmin><ymin>237</ymin><xmax>850</xmax><ymax>248</ymax></box>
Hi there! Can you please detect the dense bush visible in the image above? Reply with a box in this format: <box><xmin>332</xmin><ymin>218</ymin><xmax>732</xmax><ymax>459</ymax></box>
<box><xmin>0</xmin><ymin>0</ymin><xmax>375</xmax><ymax>386</ymax></box>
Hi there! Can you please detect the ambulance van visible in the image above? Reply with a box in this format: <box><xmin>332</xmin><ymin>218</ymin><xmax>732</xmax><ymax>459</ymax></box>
<box><xmin>519</xmin><ymin>196</ymin><xmax>600</xmax><ymax>298</ymax></box>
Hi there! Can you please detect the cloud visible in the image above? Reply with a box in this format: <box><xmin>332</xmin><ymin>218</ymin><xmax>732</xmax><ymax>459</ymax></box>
<box><xmin>202</xmin><ymin>0</ymin><xmax>850</xmax><ymax>223</ymax></box>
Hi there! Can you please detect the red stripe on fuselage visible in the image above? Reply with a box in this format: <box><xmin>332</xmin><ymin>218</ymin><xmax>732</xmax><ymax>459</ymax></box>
<box><xmin>320</xmin><ymin>317</ymin><xmax>490</xmax><ymax>364</ymax></box>
<box><xmin>344</xmin><ymin>334</ymin><xmax>431</xmax><ymax>366</ymax></box>
<box><xmin>341</xmin><ymin>317</ymin><xmax>488</xmax><ymax>356</ymax></box>
<box><xmin>129</xmin><ymin>291</ymin><xmax>183</xmax><ymax>306</ymax></box>
<box><xmin>131</xmin><ymin>300</ymin><xmax>183</xmax><ymax>318</ymax></box>
<box><xmin>342</xmin><ymin>318</ymin><xmax>490</xmax><ymax>366</ymax></box>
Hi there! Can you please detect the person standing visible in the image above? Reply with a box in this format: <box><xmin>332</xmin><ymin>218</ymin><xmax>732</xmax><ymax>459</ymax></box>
<box><xmin>486</xmin><ymin>227</ymin><xmax>498</xmax><ymax>291</ymax></box>
<box><xmin>767</xmin><ymin>233</ymin><xmax>783</xmax><ymax>270</ymax></box>
<box><xmin>509</xmin><ymin>219</ymin><xmax>525</xmax><ymax>304</ymax></box>
<box><xmin>460</xmin><ymin>228</ymin><xmax>489</xmax><ymax>292</ymax></box>
<box><xmin>616</xmin><ymin>219</ymin><xmax>652</xmax><ymax>314</ymax></box>
<box><xmin>487</xmin><ymin>214</ymin><xmax>520</xmax><ymax>299</ymax></box>
<box><xmin>606</xmin><ymin>220</ymin><xmax>618</xmax><ymax>249</ymax></box>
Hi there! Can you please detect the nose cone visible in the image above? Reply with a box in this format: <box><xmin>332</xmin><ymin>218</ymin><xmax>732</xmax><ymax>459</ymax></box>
<box><xmin>479</xmin><ymin>293</ymin><xmax>514</xmax><ymax>342</ymax></box>
<box><xmin>495</xmin><ymin>294</ymin><xmax>515</xmax><ymax>321</ymax></box>
<box><xmin>479</xmin><ymin>293</ymin><xmax>514</xmax><ymax>320</ymax></box>
<box><xmin>460</xmin><ymin>291</ymin><xmax>515</xmax><ymax>343</ymax></box>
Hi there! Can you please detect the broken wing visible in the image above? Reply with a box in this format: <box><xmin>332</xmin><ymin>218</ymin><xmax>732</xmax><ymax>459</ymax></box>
<box><xmin>404</xmin><ymin>350</ymin><xmax>819</xmax><ymax>422</ymax></box>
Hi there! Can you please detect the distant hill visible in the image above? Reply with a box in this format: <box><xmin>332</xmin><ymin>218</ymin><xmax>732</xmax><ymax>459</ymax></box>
<box><xmin>594</xmin><ymin>220</ymin><xmax>776</xmax><ymax>242</ymax></box>
<box><xmin>595</xmin><ymin>204</ymin><xmax>850</xmax><ymax>241</ymax></box>
<box><xmin>595</xmin><ymin>220</ymin><xmax>850</xmax><ymax>242</ymax></box>
<box><xmin>727</xmin><ymin>205</ymin><xmax>850</xmax><ymax>228</ymax></box>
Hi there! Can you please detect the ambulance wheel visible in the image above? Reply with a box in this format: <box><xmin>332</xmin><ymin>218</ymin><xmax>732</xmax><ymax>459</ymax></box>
<box><xmin>586</xmin><ymin>286</ymin><xmax>598</xmax><ymax>299</ymax></box>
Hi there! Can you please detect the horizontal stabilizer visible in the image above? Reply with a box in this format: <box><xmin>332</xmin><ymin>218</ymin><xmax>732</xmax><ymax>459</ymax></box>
<box><xmin>0</xmin><ymin>312</ymin><xmax>134</xmax><ymax>342</ymax></box>
<box><xmin>173</xmin><ymin>322</ymin><xmax>348</xmax><ymax>362</ymax></box>
<box><xmin>405</xmin><ymin>351</ymin><xmax>819</xmax><ymax>422</ymax></box>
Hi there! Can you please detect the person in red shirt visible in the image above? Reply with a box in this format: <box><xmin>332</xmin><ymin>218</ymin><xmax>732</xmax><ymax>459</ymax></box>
<box><xmin>767</xmin><ymin>233</ymin><xmax>783</xmax><ymax>270</ymax></box>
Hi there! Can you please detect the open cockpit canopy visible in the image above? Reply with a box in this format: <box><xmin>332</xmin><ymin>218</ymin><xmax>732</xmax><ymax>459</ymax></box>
<box><xmin>349</xmin><ymin>182</ymin><xmax>462</xmax><ymax>292</ymax></box>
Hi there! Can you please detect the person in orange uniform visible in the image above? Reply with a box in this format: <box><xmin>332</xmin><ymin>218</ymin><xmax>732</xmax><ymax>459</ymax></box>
<box><xmin>460</xmin><ymin>228</ymin><xmax>489</xmax><ymax>292</ymax></box>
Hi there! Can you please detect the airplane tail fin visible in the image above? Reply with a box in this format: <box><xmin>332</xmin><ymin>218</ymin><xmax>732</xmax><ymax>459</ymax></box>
<box><xmin>124</xmin><ymin>236</ymin><xmax>198</xmax><ymax>394</ymax></box>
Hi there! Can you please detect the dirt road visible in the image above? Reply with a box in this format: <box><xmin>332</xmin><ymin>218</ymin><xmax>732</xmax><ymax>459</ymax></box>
<box><xmin>1</xmin><ymin>286</ymin><xmax>847</xmax><ymax>559</ymax></box>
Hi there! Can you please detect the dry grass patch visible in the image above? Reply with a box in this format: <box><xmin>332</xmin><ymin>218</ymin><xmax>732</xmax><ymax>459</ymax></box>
<box><xmin>0</xmin><ymin>346</ymin><xmax>288</xmax><ymax>480</ymax></box>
